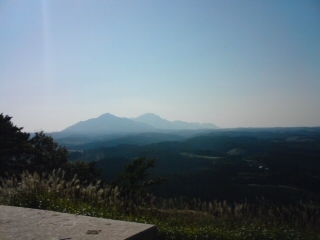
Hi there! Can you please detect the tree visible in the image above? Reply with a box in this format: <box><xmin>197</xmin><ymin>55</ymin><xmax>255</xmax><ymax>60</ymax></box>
<box><xmin>28</xmin><ymin>132</ymin><xmax>101</xmax><ymax>182</ymax></box>
<box><xmin>113</xmin><ymin>157</ymin><xmax>166</xmax><ymax>198</ymax></box>
<box><xmin>0</xmin><ymin>113</ymin><xmax>101</xmax><ymax>183</ymax></box>
<box><xmin>29</xmin><ymin>131</ymin><xmax>69</xmax><ymax>173</ymax></box>
<box><xmin>0</xmin><ymin>113</ymin><xmax>33</xmax><ymax>175</ymax></box>
<box><xmin>63</xmin><ymin>160</ymin><xmax>101</xmax><ymax>183</ymax></box>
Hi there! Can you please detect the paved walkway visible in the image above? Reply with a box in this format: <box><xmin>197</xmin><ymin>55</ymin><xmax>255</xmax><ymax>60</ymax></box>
<box><xmin>0</xmin><ymin>205</ymin><xmax>157</xmax><ymax>240</ymax></box>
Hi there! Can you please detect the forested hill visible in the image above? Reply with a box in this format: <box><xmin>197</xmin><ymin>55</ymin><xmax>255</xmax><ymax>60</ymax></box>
<box><xmin>54</xmin><ymin>126</ymin><xmax>320</xmax><ymax>150</ymax></box>
<box><xmin>68</xmin><ymin>127</ymin><xmax>320</xmax><ymax>204</ymax></box>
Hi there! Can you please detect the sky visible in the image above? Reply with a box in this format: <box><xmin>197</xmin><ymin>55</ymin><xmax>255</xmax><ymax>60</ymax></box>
<box><xmin>1</xmin><ymin>0</ymin><xmax>320</xmax><ymax>132</ymax></box>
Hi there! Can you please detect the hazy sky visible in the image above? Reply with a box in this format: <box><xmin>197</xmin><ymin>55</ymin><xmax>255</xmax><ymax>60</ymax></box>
<box><xmin>1</xmin><ymin>0</ymin><xmax>319</xmax><ymax>132</ymax></box>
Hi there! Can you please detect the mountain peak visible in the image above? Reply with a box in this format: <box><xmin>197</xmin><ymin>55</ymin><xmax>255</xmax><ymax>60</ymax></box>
<box><xmin>136</xmin><ymin>113</ymin><xmax>163</xmax><ymax>120</ymax></box>
<box><xmin>98</xmin><ymin>113</ymin><xmax>116</xmax><ymax>118</ymax></box>
<box><xmin>62</xmin><ymin>113</ymin><xmax>154</xmax><ymax>133</ymax></box>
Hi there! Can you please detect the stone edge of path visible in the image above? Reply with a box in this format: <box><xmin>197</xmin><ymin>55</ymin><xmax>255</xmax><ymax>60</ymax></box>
<box><xmin>0</xmin><ymin>205</ymin><xmax>157</xmax><ymax>240</ymax></box>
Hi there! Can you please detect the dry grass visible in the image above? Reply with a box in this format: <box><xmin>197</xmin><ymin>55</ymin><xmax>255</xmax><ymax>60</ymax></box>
<box><xmin>1</xmin><ymin>170</ymin><xmax>320</xmax><ymax>239</ymax></box>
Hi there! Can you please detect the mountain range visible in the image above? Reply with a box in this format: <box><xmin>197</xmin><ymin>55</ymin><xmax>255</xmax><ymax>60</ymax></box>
<box><xmin>131</xmin><ymin>113</ymin><xmax>218</xmax><ymax>130</ymax></box>
<box><xmin>61</xmin><ymin>113</ymin><xmax>219</xmax><ymax>134</ymax></box>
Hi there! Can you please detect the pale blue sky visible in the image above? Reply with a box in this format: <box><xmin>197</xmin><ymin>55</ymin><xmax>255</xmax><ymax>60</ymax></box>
<box><xmin>1</xmin><ymin>0</ymin><xmax>319</xmax><ymax>132</ymax></box>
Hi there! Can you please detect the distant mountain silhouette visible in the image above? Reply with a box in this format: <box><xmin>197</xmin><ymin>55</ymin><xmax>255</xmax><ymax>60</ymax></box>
<box><xmin>132</xmin><ymin>113</ymin><xmax>219</xmax><ymax>130</ymax></box>
<box><xmin>59</xmin><ymin>112</ymin><xmax>219</xmax><ymax>137</ymax></box>
<box><xmin>62</xmin><ymin>113</ymin><xmax>156</xmax><ymax>134</ymax></box>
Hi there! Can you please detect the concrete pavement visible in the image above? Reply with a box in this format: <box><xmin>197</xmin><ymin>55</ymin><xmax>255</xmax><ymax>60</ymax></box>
<box><xmin>0</xmin><ymin>205</ymin><xmax>157</xmax><ymax>240</ymax></box>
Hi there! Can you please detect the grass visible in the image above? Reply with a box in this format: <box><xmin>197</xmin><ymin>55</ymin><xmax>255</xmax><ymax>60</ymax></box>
<box><xmin>1</xmin><ymin>170</ymin><xmax>320</xmax><ymax>239</ymax></box>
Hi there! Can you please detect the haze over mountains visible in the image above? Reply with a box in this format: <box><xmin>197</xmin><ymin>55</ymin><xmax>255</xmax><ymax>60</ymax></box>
<box><xmin>132</xmin><ymin>113</ymin><xmax>219</xmax><ymax>130</ymax></box>
<box><xmin>61</xmin><ymin>113</ymin><xmax>219</xmax><ymax>134</ymax></box>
